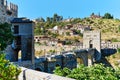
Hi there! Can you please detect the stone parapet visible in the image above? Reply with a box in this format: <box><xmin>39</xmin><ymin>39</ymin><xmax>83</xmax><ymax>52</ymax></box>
<box><xmin>18</xmin><ymin>67</ymin><xmax>75</xmax><ymax>80</ymax></box>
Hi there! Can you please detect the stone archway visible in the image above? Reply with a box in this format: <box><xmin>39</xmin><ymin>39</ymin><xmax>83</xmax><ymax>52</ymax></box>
<box><xmin>77</xmin><ymin>58</ymin><xmax>84</xmax><ymax>64</ymax></box>
<box><xmin>75</xmin><ymin>50</ymin><xmax>88</xmax><ymax>66</ymax></box>
<box><xmin>77</xmin><ymin>54</ymin><xmax>88</xmax><ymax>66</ymax></box>
<box><xmin>77</xmin><ymin>57</ymin><xmax>84</xmax><ymax>67</ymax></box>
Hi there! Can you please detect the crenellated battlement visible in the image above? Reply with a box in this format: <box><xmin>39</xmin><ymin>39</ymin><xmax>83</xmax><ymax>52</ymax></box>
<box><xmin>0</xmin><ymin>0</ymin><xmax>18</xmax><ymax>23</ymax></box>
<box><xmin>9</xmin><ymin>2</ymin><xmax>18</xmax><ymax>12</ymax></box>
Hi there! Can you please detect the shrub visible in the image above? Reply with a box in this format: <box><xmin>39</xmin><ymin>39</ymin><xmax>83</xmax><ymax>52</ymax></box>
<box><xmin>117</xmin><ymin>48</ymin><xmax>120</xmax><ymax>53</ymax></box>
<box><xmin>0</xmin><ymin>53</ymin><xmax>21</xmax><ymax>80</ymax></box>
<box><xmin>54</xmin><ymin>64</ymin><xmax>120</xmax><ymax>80</ymax></box>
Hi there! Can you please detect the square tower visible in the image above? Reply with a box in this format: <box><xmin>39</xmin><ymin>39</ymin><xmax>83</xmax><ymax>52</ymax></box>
<box><xmin>11</xmin><ymin>18</ymin><xmax>34</xmax><ymax>63</ymax></box>
<box><xmin>83</xmin><ymin>31</ymin><xmax>101</xmax><ymax>60</ymax></box>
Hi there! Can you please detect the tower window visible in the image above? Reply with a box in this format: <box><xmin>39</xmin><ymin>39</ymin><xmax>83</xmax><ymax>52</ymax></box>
<box><xmin>14</xmin><ymin>25</ymin><xmax>19</xmax><ymax>34</ymax></box>
<box><xmin>89</xmin><ymin>40</ymin><xmax>93</xmax><ymax>48</ymax></box>
<box><xmin>90</xmin><ymin>44</ymin><xmax>93</xmax><ymax>48</ymax></box>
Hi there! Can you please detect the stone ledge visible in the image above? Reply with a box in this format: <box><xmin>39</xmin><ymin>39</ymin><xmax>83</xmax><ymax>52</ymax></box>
<box><xmin>18</xmin><ymin>67</ymin><xmax>75</xmax><ymax>80</ymax></box>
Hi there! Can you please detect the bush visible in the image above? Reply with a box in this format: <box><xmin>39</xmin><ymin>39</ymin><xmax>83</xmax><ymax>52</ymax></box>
<box><xmin>117</xmin><ymin>48</ymin><xmax>120</xmax><ymax>53</ymax></box>
<box><xmin>103</xmin><ymin>13</ymin><xmax>113</xmax><ymax>19</ymax></box>
<box><xmin>0</xmin><ymin>23</ymin><xmax>13</xmax><ymax>50</ymax></box>
<box><xmin>0</xmin><ymin>53</ymin><xmax>21</xmax><ymax>80</ymax></box>
<box><xmin>54</xmin><ymin>64</ymin><xmax>120</xmax><ymax>80</ymax></box>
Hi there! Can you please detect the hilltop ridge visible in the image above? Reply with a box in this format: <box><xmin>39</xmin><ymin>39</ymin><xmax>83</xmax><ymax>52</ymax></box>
<box><xmin>34</xmin><ymin>14</ymin><xmax>120</xmax><ymax>42</ymax></box>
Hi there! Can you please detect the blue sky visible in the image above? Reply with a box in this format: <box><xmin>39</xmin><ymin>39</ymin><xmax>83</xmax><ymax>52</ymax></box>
<box><xmin>9</xmin><ymin>0</ymin><xmax>120</xmax><ymax>20</ymax></box>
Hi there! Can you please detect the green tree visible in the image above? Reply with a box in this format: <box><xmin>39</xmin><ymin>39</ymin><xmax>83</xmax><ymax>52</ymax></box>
<box><xmin>91</xmin><ymin>12</ymin><xmax>94</xmax><ymax>16</ymax></box>
<box><xmin>0</xmin><ymin>52</ymin><xmax>21</xmax><ymax>80</ymax></box>
<box><xmin>66</xmin><ymin>32</ymin><xmax>70</xmax><ymax>36</ymax></box>
<box><xmin>103</xmin><ymin>13</ymin><xmax>113</xmax><ymax>19</ymax></box>
<box><xmin>54</xmin><ymin>64</ymin><xmax>120</xmax><ymax>80</ymax></box>
<box><xmin>117</xmin><ymin>48</ymin><xmax>120</xmax><ymax>53</ymax></box>
<box><xmin>34</xmin><ymin>27</ymin><xmax>41</xmax><ymax>35</ymax></box>
<box><xmin>35</xmin><ymin>17</ymin><xmax>45</xmax><ymax>22</ymax></box>
<box><xmin>0</xmin><ymin>23</ymin><xmax>21</xmax><ymax>79</ymax></box>
<box><xmin>54</xmin><ymin>67</ymin><xmax>64</xmax><ymax>76</ymax></box>
<box><xmin>0</xmin><ymin>23</ymin><xmax>13</xmax><ymax>50</ymax></box>
<box><xmin>53</xmin><ymin>13</ymin><xmax>63</xmax><ymax>22</ymax></box>
<box><xmin>51</xmin><ymin>33</ymin><xmax>59</xmax><ymax>38</ymax></box>
<box><xmin>53</xmin><ymin>13</ymin><xmax>58</xmax><ymax>22</ymax></box>
<box><xmin>46</xmin><ymin>17</ymin><xmax>51</xmax><ymax>22</ymax></box>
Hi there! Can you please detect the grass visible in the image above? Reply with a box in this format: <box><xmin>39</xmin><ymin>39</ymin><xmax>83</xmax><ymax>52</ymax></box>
<box><xmin>106</xmin><ymin>52</ymin><xmax>120</xmax><ymax>68</ymax></box>
<box><xmin>81</xmin><ymin>18</ymin><xmax>120</xmax><ymax>41</ymax></box>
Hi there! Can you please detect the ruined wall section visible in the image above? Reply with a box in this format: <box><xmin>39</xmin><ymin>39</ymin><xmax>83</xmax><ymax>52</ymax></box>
<box><xmin>0</xmin><ymin>0</ymin><xmax>18</xmax><ymax>23</ymax></box>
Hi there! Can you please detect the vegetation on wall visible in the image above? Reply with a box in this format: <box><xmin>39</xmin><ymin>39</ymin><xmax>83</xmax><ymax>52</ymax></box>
<box><xmin>0</xmin><ymin>23</ymin><xmax>13</xmax><ymax>50</ymax></box>
<box><xmin>54</xmin><ymin>64</ymin><xmax>120</xmax><ymax>80</ymax></box>
<box><xmin>0</xmin><ymin>23</ymin><xmax>21</xmax><ymax>79</ymax></box>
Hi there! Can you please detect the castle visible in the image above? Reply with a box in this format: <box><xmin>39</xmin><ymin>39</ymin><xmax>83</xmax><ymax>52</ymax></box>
<box><xmin>0</xmin><ymin>0</ymin><xmax>18</xmax><ymax>23</ymax></box>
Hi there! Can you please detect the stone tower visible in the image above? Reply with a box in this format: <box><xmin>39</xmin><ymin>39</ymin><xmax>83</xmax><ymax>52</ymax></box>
<box><xmin>11</xmin><ymin>18</ymin><xmax>34</xmax><ymax>64</ymax></box>
<box><xmin>0</xmin><ymin>0</ymin><xmax>18</xmax><ymax>23</ymax></box>
<box><xmin>83</xmin><ymin>31</ymin><xmax>101</xmax><ymax>60</ymax></box>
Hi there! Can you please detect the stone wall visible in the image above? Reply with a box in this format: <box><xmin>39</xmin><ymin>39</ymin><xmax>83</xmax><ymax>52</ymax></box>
<box><xmin>18</xmin><ymin>67</ymin><xmax>75</xmax><ymax>80</ymax></box>
<box><xmin>0</xmin><ymin>0</ymin><xmax>18</xmax><ymax>23</ymax></box>
<box><xmin>12</xmin><ymin>49</ymin><xmax>95</xmax><ymax>73</ymax></box>
<box><xmin>83</xmin><ymin>31</ymin><xmax>101</xmax><ymax>60</ymax></box>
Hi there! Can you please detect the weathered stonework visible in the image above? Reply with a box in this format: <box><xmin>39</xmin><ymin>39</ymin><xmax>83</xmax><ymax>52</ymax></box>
<box><xmin>83</xmin><ymin>31</ymin><xmax>101</xmax><ymax>60</ymax></box>
<box><xmin>18</xmin><ymin>67</ymin><xmax>75</xmax><ymax>80</ymax></box>
<box><xmin>10</xmin><ymin>18</ymin><xmax>34</xmax><ymax>64</ymax></box>
<box><xmin>5</xmin><ymin>18</ymin><xmax>98</xmax><ymax>75</ymax></box>
<box><xmin>13</xmin><ymin>49</ymin><xmax>95</xmax><ymax>73</ymax></box>
<box><xmin>0</xmin><ymin>0</ymin><xmax>18</xmax><ymax>23</ymax></box>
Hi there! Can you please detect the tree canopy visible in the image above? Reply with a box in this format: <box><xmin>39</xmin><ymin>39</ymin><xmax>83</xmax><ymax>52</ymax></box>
<box><xmin>35</xmin><ymin>17</ymin><xmax>45</xmax><ymax>22</ymax></box>
<box><xmin>0</xmin><ymin>23</ymin><xmax>13</xmax><ymax>50</ymax></box>
<box><xmin>103</xmin><ymin>13</ymin><xmax>113</xmax><ymax>19</ymax></box>
<box><xmin>54</xmin><ymin>64</ymin><xmax>120</xmax><ymax>80</ymax></box>
<box><xmin>0</xmin><ymin>53</ymin><xmax>21</xmax><ymax>80</ymax></box>
<box><xmin>0</xmin><ymin>23</ymin><xmax>21</xmax><ymax>80</ymax></box>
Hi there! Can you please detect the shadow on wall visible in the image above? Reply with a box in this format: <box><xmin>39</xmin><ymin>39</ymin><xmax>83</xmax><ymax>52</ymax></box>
<box><xmin>101</xmin><ymin>48</ymin><xmax>117</xmax><ymax>57</ymax></box>
<box><xmin>95</xmin><ymin>48</ymin><xmax>117</xmax><ymax>68</ymax></box>
<box><xmin>35</xmin><ymin>68</ymin><xmax>42</xmax><ymax>71</ymax></box>
<box><xmin>94</xmin><ymin>49</ymin><xmax>101</xmax><ymax>61</ymax></box>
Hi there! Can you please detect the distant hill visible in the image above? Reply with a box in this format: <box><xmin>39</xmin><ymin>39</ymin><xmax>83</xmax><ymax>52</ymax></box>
<box><xmin>80</xmin><ymin>18</ymin><xmax>120</xmax><ymax>41</ymax></box>
<box><xmin>34</xmin><ymin>15</ymin><xmax>120</xmax><ymax>42</ymax></box>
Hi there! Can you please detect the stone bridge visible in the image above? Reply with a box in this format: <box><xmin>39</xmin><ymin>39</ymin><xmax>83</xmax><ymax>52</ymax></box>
<box><xmin>5</xmin><ymin>19</ymin><xmax>102</xmax><ymax>73</ymax></box>
<box><xmin>13</xmin><ymin>48</ymin><xmax>96</xmax><ymax>73</ymax></box>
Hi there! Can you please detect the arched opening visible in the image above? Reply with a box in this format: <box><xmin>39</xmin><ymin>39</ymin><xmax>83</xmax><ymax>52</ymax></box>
<box><xmin>89</xmin><ymin>40</ymin><xmax>93</xmax><ymax>48</ymax></box>
<box><xmin>35</xmin><ymin>68</ymin><xmax>42</xmax><ymax>71</ymax></box>
<box><xmin>75</xmin><ymin>52</ymin><xmax>88</xmax><ymax>66</ymax></box>
<box><xmin>18</xmin><ymin>50</ymin><xmax>21</xmax><ymax>61</ymax></box>
<box><xmin>77</xmin><ymin>58</ymin><xmax>84</xmax><ymax>64</ymax></box>
<box><xmin>77</xmin><ymin>58</ymin><xmax>84</xmax><ymax>67</ymax></box>
<box><xmin>56</xmin><ymin>64</ymin><xmax>60</xmax><ymax>67</ymax></box>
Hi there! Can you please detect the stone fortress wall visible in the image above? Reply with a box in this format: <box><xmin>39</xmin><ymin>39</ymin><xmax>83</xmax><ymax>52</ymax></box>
<box><xmin>0</xmin><ymin>0</ymin><xmax>18</xmax><ymax>23</ymax></box>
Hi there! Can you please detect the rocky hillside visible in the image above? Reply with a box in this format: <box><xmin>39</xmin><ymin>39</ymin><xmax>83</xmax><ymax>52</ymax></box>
<box><xmin>34</xmin><ymin>14</ymin><xmax>120</xmax><ymax>42</ymax></box>
<box><xmin>82</xmin><ymin>18</ymin><xmax>120</xmax><ymax>41</ymax></box>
